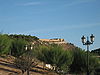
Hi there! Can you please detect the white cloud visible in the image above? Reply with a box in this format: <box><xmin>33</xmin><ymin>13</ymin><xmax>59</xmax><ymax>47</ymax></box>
<box><xmin>18</xmin><ymin>2</ymin><xmax>41</xmax><ymax>6</ymax></box>
<box><xmin>64</xmin><ymin>0</ymin><xmax>96</xmax><ymax>7</ymax></box>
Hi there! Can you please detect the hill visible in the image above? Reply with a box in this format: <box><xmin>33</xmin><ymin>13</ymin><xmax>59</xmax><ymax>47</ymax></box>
<box><xmin>0</xmin><ymin>55</ymin><xmax>58</xmax><ymax>75</ymax></box>
<box><xmin>39</xmin><ymin>38</ymin><xmax>77</xmax><ymax>50</ymax></box>
<box><xmin>91</xmin><ymin>48</ymin><xmax>100</xmax><ymax>56</ymax></box>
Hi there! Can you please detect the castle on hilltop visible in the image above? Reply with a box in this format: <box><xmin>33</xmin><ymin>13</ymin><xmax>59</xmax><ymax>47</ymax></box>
<box><xmin>39</xmin><ymin>38</ymin><xmax>67</xmax><ymax>44</ymax></box>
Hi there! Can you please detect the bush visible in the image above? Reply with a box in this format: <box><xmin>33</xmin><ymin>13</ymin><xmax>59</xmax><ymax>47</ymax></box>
<box><xmin>70</xmin><ymin>47</ymin><xmax>100</xmax><ymax>75</ymax></box>
<box><xmin>14</xmin><ymin>50</ymin><xmax>38</xmax><ymax>75</ymax></box>
<box><xmin>37</xmin><ymin>44</ymin><xmax>73</xmax><ymax>74</ymax></box>
<box><xmin>10</xmin><ymin>38</ymin><xmax>28</xmax><ymax>57</ymax></box>
<box><xmin>0</xmin><ymin>34</ymin><xmax>12</xmax><ymax>55</ymax></box>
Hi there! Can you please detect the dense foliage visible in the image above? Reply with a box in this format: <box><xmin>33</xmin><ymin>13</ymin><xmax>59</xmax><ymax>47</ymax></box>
<box><xmin>9</xmin><ymin>34</ymin><xmax>39</xmax><ymax>42</ymax></box>
<box><xmin>0</xmin><ymin>34</ymin><xmax>39</xmax><ymax>56</ymax></box>
<box><xmin>70</xmin><ymin>47</ymin><xmax>100</xmax><ymax>75</ymax></box>
<box><xmin>0</xmin><ymin>34</ymin><xmax>99</xmax><ymax>75</ymax></box>
<box><xmin>10</xmin><ymin>38</ymin><xmax>28</xmax><ymax>57</ymax></box>
<box><xmin>70</xmin><ymin>48</ymin><xmax>87</xmax><ymax>74</ymax></box>
<box><xmin>37</xmin><ymin>44</ymin><xmax>73</xmax><ymax>74</ymax></box>
<box><xmin>91</xmin><ymin>48</ymin><xmax>100</xmax><ymax>56</ymax></box>
<box><xmin>0</xmin><ymin>34</ymin><xmax>12</xmax><ymax>55</ymax></box>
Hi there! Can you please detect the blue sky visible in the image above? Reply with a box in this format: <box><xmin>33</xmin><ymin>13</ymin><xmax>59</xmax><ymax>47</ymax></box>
<box><xmin>0</xmin><ymin>0</ymin><xmax>100</xmax><ymax>50</ymax></box>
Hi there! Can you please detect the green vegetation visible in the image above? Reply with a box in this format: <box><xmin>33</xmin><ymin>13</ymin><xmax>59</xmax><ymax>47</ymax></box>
<box><xmin>37</xmin><ymin>44</ymin><xmax>73</xmax><ymax>74</ymax></box>
<box><xmin>91</xmin><ymin>48</ymin><xmax>100</xmax><ymax>56</ymax></box>
<box><xmin>70</xmin><ymin>48</ymin><xmax>87</xmax><ymax>74</ymax></box>
<box><xmin>0</xmin><ymin>34</ymin><xmax>39</xmax><ymax>56</ymax></box>
<box><xmin>14</xmin><ymin>50</ymin><xmax>38</xmax><ymax>75</ymax></box>
<box><xmin>10</xmin><ymin>38</ymin><xmax>28</xmax><ymax>57</ymax></box>
<box><xmin>0</xmin><ymin>34</ymin><xmax>12</xmax><ymax>55</ymax></box>
<box><xmin>0</xmin><ymin>34</ymin><xmax>99</xmax><ymax>75</ymax></box>
<box><xmin>9</xmin><ymin>34</ymin><xmax>39</xmax><ymax>42</ymax></box>
<box><xmin>70</xmin><ymin>48</ymin><xmax>100</xmax><ymax>75</ymax></box>
<box><xmin>91</xmin><ymin>48</ymin><xmax>100</xmax><ymax>75</ymax></box>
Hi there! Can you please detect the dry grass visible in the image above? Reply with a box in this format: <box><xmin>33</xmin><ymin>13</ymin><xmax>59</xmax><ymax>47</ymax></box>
<box><xmin>0</xmin><ymin>56</ymin><xmax>58</xmax><ymax>75</ymax></box>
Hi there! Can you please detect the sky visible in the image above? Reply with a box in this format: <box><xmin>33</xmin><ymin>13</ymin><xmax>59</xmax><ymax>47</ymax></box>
<box><xmin>0</xmin><ymin>0</ymin><xmax>100</xmax><ymax>50</ymax></box>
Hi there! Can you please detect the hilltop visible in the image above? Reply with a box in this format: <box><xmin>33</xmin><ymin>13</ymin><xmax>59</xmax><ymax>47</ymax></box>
<box><xmin>39</xmin><ymin>38</ymin><xmax>77</xmax><ymax>50</ymax></box>
<box><xmin>0</xmin><ymin>34</ymin><xmax>77</xmax><ymax>75</ymax></box>
<box><xmin>9</xmin><ymin>34</ymin><xmax>77</xmax><ymax>50</ymax></box>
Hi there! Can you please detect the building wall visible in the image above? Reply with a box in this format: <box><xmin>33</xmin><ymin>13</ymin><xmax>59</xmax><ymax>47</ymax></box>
<box><xmin>39</xmin><ymin>38</ymin><xmax>67</xmax><ymax>44</ymax></box>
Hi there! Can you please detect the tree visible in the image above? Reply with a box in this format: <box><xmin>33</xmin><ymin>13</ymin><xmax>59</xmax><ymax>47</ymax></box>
<box><xmin>88</xmin><ymin>54</ymin><xmax>100</xmax><ymax>75</ymax></box>
<box><xmin>10</xmin><ymin>38</ymin><xmax>28</xmax><ymax>57</ymax></box>
<box><xmin>9</xmin><ymin>34</ymin><xmax>39</xmax><ymax>42</ymax></box>
<box><xmin>37</xmin><ymin>44</ymin><xmax>73</xmax><ymax>74</ymax></box>
<box><xmin>0</xmin><ymin>34</ymin><xmax>12</xmax><ymax>55</ymax></box>
<box><xmin>70</xmin><ymin>48</ymin><xmax>87</xmax><ymax>74</ymax></box>
<box><xmin>91</xmin><ymin>48</ymin><xmax>100</xmax><ymax>56</ymax></box>
<box><xmin>14</xmin><ymin>50</ymin><xmax>38</xmax><ymax>75</ymax></box>
<box><xmin>70</xmin><ymin>47</ymin><xmax>100</xmax><ymax>75</ymax></box>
